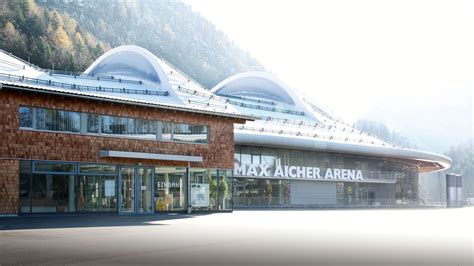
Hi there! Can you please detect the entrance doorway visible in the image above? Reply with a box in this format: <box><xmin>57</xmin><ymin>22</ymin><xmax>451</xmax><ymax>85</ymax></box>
<box><xmin>119</xmin><ymin>166</ymin><xmax>154</xmax><ymax>214</ymax></box>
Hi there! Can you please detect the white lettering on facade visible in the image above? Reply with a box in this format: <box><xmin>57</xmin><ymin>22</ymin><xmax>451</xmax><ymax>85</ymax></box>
<box><xmin>325</xmin><ymin>168</ymin><xmax>333</xmax><ymax>179</ymax></box>
<box><xmin>356</xmin><ymin>170</ymin><xmax>363</xmax><ymax>181</ymax></box>
<box><xmin>259</xmin><ymin>164</ymin><xmax>270</xmax><ymax>176</ymax></box>
<box><xmin>234</xmin><ymin>163</ymin><xmax>246</xmax><ymax>176</ymax></box>
<box><xmin>274</xmin><ymin>165</ymin><xmax>284</xmax><ymax>177</ymax></box>
<box><xmin>247</xmin><ymin>164</ymin><xmax>258</xmax><ymax>176</ymax></box>
<box><xmin>234</xmin><ymin>163</ymin><xmax>365</xmax><ymax>181</ymax></box>
<box><xmin>289</xmin><ymin>166</ymin><xmax>297</xmax><ymax>178</ymax></box>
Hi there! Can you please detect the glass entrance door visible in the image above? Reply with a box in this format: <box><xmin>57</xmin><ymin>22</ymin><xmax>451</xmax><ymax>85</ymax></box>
<box><xmin>137</xmin><ymin>167</ymin><xmax>153</xmax><ymax>213</ymax></box>
<box><xmin>119</xmin><ymin>166</ymin><xmax>135</xmax><ymax>213</ymax></box>
<box><xmin>119</xmin><ymin>166</ymin><xmax>154</xmax><ymax>214</ymax></box>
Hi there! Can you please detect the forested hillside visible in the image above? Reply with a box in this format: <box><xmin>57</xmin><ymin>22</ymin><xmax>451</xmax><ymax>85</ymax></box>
<box><xmin>353</xmin><ymin>119</ymin><xmax>417</xmax><ymax>149</ymax></box>
<box><xmin>0</xmin><ymin>0</ymin><xmax>264</xmax><ymax>88</ymax></box>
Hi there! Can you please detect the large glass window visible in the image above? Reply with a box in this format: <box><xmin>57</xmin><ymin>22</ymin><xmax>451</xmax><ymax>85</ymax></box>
<box><xmin>77</xmin><ymin>175</ymin><xmax>117</xmax><ymax>212</ymax></box>
<box><xmin>233</xmin><ymin>177</ymin><xmax>290</xmax><ymax>207</ymax></box>
<box><xmin>31</xmin><ymin>174</ymin><xmax>76</xmax><ymax>213</ymax></box>
<box><xmin>189</xmin><ymin>169</ymin><xmax>219</xmax><ymax>211</ymax></box>
<box><xmin>155</xmin><ymin>167</ymin><xmax>187</xmax><ymax>211</ymax></box>
<box><xmin>35</xmin><ymin>108</ymin><xmax>80</xmax><ymax>133</ymax></box>
<box><xmin>173</xmin><ymin>124</ymin><xmax>208</xmax><ymax>143</ymax></box>
<box><xmin>19</xmin><ymin>106</ymin><xmax>208</xmax><ymax>144</ymax></box>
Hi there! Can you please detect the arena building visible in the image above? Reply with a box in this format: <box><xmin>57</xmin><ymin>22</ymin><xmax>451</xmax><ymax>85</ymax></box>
<box><xmin>0</xmin><ymin>45</ymin><xmax>451</xmax><ymax>215</ymax></box>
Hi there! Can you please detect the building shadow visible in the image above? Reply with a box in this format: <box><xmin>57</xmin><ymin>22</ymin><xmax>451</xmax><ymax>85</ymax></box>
<box><xmin>0</xmin><ymin>213</ymin><xmax>210</xmax><ymax>231</ymax></box>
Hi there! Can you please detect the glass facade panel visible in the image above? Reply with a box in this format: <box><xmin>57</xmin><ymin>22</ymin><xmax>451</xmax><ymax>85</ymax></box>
<box><xmin>161</xmin><ymin>122</ymin><xmax>172</xmax><ymax>141</ymax></box>
<box><xmin>87</xmin><ymin>114</ymin><xmax>100</xmax><ymax>133</ymax></box>
<box><xmin>19</xmin><ymin>161</ymin><xmax>31</xmax><ymax>213</ymax></box>
<box><xmin>173</xmin><ymin>124</ymin><xmax>208</xmax><ymax>143</ymax></box>
<box><xmin>35</xmin><ymin>108</ymin><xmax>80</xmax><ymax>133</ymax></box>
<box><xmin>80</xmin><ymin>164</ymin><xmax>116</xmax><ymax>175</ymax></box>
<box><xmin>120</xmin><ymin>167</ymin><xmax>135</xmax><ymax>213</ymax></box>
<box><xmin>235</xmin><ymin>145</ymin><xmax>419</xmax><ymax>207</ymax></box>
<box><xmin>34</xmin><ymin>162</ymin><xmax>76</xmax><ymax>174</ymax></box>
<box><xmin>218</xmin><ymin>170</ymin><xmax>233</xmax><ymax>210</ymax></box>
<box><xmin>20</xmin><ymin>161</ymin><xmax>233</xmax><ymax>214</ymax></box>
<box><xmin>189</xmin><ymin>168</ymin><xmax>219</xmax><ymax>211</ymax></box>
<box><xmin>137</xmin><ymin>167</ymin><xmax>153</xmax><ymax>213</ymax></box>
<box><xmin>20</xmin><ymin>106</ymin><xmax>208</xmax><ymax>144</ymax></box>
<box><xmin>233</xmin><ymin>177</ymin><xmax>290</xmax><ymax>207</ymax></box>
<box><xmin>77</xmin><ymin>175</ymin><xmax>117</xmax><ymax>212</ymax></box>
<box><xmin>31</xmin><ymin>174</ymin><xmax>76</xmax><ymax>213</ymax></box>
<box><xmin>19</xmin><ymin>107</ymin><xmax>32</xmax><ymax>128</ymax></box>
<box><xmin>155</xmin><ymin>167</ymin><xmax>187</xmax><ymax>211</ymax></box>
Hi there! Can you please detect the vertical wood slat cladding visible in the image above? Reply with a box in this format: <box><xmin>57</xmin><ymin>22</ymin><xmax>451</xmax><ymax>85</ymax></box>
<box><xmin>0</xmin><ymin>90</ymin><xmax>241</xmax><ymax>214</ymax></box>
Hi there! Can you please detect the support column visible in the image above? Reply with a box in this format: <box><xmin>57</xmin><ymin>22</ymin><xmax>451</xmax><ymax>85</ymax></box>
<box><xmin>446</xmin><ymin>174</ymin><xmax>457</xmax><ymax>208</ymax></box>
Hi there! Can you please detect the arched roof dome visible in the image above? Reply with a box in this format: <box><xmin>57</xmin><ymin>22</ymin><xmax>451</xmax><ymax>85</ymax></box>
<box><xmin>84</xmin><ymin>45</ymin><xmax>170</xmax><ymax>86</ymax></box>
<box><xmin>211</xmin><ymin>72</ymin><xmax>297</xmax><ymax>106</ymax></box>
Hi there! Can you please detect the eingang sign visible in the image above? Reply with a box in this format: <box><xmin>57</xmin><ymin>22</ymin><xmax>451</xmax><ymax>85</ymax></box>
<box><xmin>234</xmin><ymin>163</ymin><xmax>364</xmax><ymax>181</ymax></box>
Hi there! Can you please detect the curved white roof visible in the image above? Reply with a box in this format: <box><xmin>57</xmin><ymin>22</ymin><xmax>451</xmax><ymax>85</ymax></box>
<box><xmin>84</xmin><ymin>45</ymin><xmax>173</xmax><ymax>92</ymax></box>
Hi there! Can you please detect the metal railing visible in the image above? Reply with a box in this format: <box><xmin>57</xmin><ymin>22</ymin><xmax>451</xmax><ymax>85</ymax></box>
<box><xmin>48</xmin><ymin>70</ymin><xmax>143</xmax><ymax>85</ymax></box>
<box><xmin>227</xmin><ymin>99</ymin><xmax>305</xmax><ymax>116</ymax></box>
<box><xmin>0</xmin><ymin>72</ymin><xmax>168</xmax><ymax>96</ymax></box>
<box><xmin>218</xmin><ymin>93</ymin><xmax>276</xmax><ymax>106</ymax></box>
<box><xmin>235</xmin><ymin>124</ymin><xmax>388</xmax><ymax>146</ymax></box>
<box><xmin>187</xmin><ymin>99</ymin><xmax>227</xmax><ymax>109</ymax></box>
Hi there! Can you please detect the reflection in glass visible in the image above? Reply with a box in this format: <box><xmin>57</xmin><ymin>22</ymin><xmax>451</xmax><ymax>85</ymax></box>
<box><xmin>19</xmin><ymin>107</ymin><xmax>32</xmax><ymax>128</ymax></box>
<box><xmin>19</xmin><ymin>161</ymin><xmax>31</xmax><ymax>213</ymax></box>
<box><xmin>233</xmin><ymin>177</ymin><xmax>290</xmax><ymax>207</ymax></box>
<box><xmin>80</xmin><ymin>164</ymin><xmax>116</xmax><ymax>175</ymax></box>
<box><xmin>138</xmin><ymin>167</ymin><xmax>153</xmax><ymax>213</ymax></box>
<box><xmin>34</xmin><ymin>162</ymin><xmax>76</xmax><ymax>174</ymax></box>
<box><xmin>31</xmin><ymin>174</ymin><xmax>76</xmax><ymax>213</ymax></box>
<box><xmin>218</xmin><ymin>170</ymin><xmax>233</xmax><ymax>210</ymax></box>
<box><xmin>77</xmin><ymin>175</ymin><xmax>116</xmax><ymax>212</ymax></box>
<box><xmin>120</xmin><ymin>167</ymin><xmax>135</xmax><ymax>212</ymax></box>
<box><xmin>155</xmin><ymin>167</ymin><xmax>186</xmax><ymax>211</ymax></box>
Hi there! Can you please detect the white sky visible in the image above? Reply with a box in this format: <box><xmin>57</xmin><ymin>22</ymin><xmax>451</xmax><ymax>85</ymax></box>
<box><xmin>186</xmin><ymin>0</ymin><xmax>473</xmax><ymax>123</ymax></box>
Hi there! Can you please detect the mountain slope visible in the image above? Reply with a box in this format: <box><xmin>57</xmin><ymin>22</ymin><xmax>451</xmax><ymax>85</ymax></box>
<box><xmin>0</xmin><ymin>0</ymin><xmax>265</xmax><ymax>88</ymax></box>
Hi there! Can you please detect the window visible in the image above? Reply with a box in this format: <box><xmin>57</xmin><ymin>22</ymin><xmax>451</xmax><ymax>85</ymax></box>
<box><xmin>161</xmin><ymin>122</ymin><xmax>172</xmax><ymax>140</ymax></box>
<box><xmin>87</xmin><ymin>114</ymin><xmax>100</xmax><ymax>133</ymax></box>
<box><xmin>173</xmin><ymin>124</ymin><xmax>208</xmax><ymax>143</ymax></box>
<box><xmin>35</xmin><ymin>108</ymin><xmax>80</xmax><ymax>133</ymax></box>
<box><xmin>19</xmin><ymin>106</ymin><xmax>209</xmax><ymax>144</ymax></box>
<box><xmin>79</xmin><ymin>164</ymin><xmax>116</xmax><ymax>175</ymax></box>
<box><xmin>155</xmin><ymin>167</ymin><xmax>187</xmax><ymax>211</ymax></box>
<box><xmin>19</xmin><ymin>107</ymin><xmax>32</xmax><ymax>128</ymax></box>
<box><xmin>34</xmin><ymin>162</ymin><xmax>76</xmax><ymax>174</ymax></box>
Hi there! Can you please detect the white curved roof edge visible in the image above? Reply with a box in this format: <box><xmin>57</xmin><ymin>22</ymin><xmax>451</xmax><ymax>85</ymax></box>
<box><xmin>84</xmin><ymin>45</ymin><xmax>183</xmax><ymax>104</ymax></box>
<box><xmin>235</xmin><ymin>130</ymin><xmax>452</xmax><ymax>172</ymax></box>
<box><xmin>210</xmin><ymin>71</ymin><xmax>317</xmax><ymax>119</ymax></box>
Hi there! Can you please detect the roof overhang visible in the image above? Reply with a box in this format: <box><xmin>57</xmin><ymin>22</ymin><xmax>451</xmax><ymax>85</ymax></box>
<box><xmin>0</xmin><ymin>81</ymin><xmax>255</xmax><ymax>122</ymax></box>
<box><xmin>100</xmin><ymin>150</ymin><xmax>203</xmax><ymax>162</ymax></box>
<box><xmin>235</xmin><ymin>130</ymin><xmax>452</xmax><ymax>173</ymax></box>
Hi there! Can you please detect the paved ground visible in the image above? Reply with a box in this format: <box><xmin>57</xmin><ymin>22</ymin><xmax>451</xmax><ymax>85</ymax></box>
<box><xmin>0</xmin><ymin>208</ymin><xmax>472</xmax><ymax>266</ymax></box>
